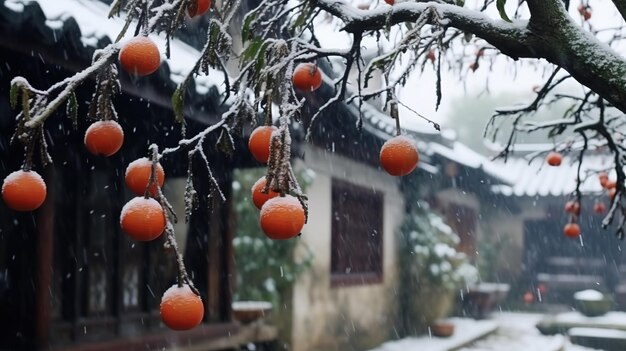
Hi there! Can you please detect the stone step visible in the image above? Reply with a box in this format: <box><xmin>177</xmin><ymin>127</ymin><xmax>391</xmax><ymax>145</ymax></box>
<box><xmin>569</xmin><ymin>327</ymin><xmax>626</xmax><ymax>351</ymax></box>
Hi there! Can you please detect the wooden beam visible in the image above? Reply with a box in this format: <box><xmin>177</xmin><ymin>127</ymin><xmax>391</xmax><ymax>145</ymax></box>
<box><xmin>220</xmin><ymin>169</ymin><xmax>235</xmax><ymax>321</ymax></box>
<box><xmin>56</xmin><ymin>322</ymin><xmax>241</xmax><ymax>351</ymax></box>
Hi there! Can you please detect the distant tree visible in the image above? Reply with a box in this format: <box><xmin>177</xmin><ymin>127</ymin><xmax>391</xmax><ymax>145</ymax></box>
<box><xmin>444</xmin><ymin>92</ymin><xmax>573</xmax><ymax>155</ymax></box>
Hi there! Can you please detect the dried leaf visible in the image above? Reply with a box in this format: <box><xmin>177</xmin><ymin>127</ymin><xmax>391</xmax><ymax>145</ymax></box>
<box><xmin>66</xmin><ymin>92</ymin><xmax>78</xmax><ymax>129</ymax></box>
<box><xmin>172</xmin><ymin>85</ymin><xmax>185</xmax><ymax>124</ymax></box>
<box><xmin>21</xmin><ymin>89</ymin><xmax>30</xmax><ymax>120</ymax></box>
<box><xmin>435</xmin><ymin>45</ymin><xmax>442</xmax><ymax>111</ymax></box>
<box><xmin>216</xmin><ymin>127</ymin><xmax>234</xmax><ymax>156</ymax></box>
<box><xmin>9</xmin><ymin>82</ymin><xmax>19</xmax><ymax>109</ymax></box>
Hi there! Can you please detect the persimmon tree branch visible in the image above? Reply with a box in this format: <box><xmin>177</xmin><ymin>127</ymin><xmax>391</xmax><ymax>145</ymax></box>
<box><xmin>316</xmin><ymin>0</ymin><xmax>535</xmax><ymax>58</ymax></box>
<box><xmin>316</xmin><ymin>0</ymin><xmax>626</xmax><ymax>115</ymax></box>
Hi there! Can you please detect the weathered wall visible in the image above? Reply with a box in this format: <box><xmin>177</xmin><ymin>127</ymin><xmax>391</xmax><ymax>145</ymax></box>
<box><xmin>290</xmin><ymin>146</ymin><xmax>405</xmax><ymax>351</ymax></box>
<box><xmin>480</xmin><ymin>198</ymin><xmax>547</xmax><ymax>282</ymax></box>
<box><xmin>433</xmin><ymin>189</ymin><xmax>545</xmax><ymax>282</ymax></box>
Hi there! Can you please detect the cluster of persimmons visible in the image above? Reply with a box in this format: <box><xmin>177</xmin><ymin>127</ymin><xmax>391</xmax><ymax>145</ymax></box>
<box><xmin>545</xmin><ymin>151</ymin><xmax>612</xmax><ymax>239</ymax></box>
<box><xmin>1</xmin><ymin>0</ymin><xmax>423</xmax><ymax>331</ymax></box>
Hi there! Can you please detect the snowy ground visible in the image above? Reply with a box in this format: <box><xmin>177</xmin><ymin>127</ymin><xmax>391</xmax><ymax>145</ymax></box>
<box><xmin>369</xmin><ymin>318</ymin><xmax>498</xmax><ymax>351</ymax></box>
<box><xmin>369</xmin><ymin>312</ymin><xmax>601</xmax><ymax>351</ymax></box>
<box><xmin>458</xmin><ymin>312</ymin><xmax>600</xmax><ymax>351</ymax></box>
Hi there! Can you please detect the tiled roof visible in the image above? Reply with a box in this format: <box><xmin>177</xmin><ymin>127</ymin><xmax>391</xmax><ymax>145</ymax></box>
<box><xmin>490</xmin><ymin>154</ymin><xmax>614</xmax><ymax>197</ymax></box>
<box><xmin>0</xmin><ymin>0</ymin><xmax>226</xmax><ymax>123</ymax></box>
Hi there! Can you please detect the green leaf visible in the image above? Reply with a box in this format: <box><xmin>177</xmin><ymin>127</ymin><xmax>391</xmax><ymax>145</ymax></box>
<box><xmin>241</xmin><ymin>11</ymin><xmax>259</xmax><ymax>44</ymax></box>
<box><xmin>241</xmin><ymin>38</ymin><xmax>264</xmax><ymax>64</ymax></box>
<box><xmin>497</xmin><ymin>0</ymin><xmax>512</xmax><ymax>22</ymax></box>
<box><xmin>254</xmin><ymin>41</ymin><xmax>269</xmax><ymax>73</ymax></box>
<box><xmin>172</xmin><ymin>85</ymin><xmax>185</xmax><ymax>124</ymax></box>
<box><xmin>66</xmin><ymin>92</ymin><xmax>78</xmax><ymax>129</ymax></box>
<box><xmin>455</xmin><ymin>0</ymin><xmax>465</xmax><ymax>6</ymax></box>
<box><xmin>9</xmin><ymin>82</ymin><xmax>18</xmax><ymax>109</ymax></box>
<box><xmin>291</xmin><ymin>4</ymin><xmax>311</xmax><ymax>32</ymax></box>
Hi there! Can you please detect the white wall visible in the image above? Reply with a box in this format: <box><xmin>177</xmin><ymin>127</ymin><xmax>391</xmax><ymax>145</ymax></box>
<box><xmin>290</xmin><ymin>146</ymin><xmax>405</xmax><ymax>351</ymax></box>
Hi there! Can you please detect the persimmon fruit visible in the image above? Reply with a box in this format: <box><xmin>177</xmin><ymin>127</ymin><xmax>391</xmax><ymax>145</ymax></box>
<box><xmin>380</xmin><ymin>135</ymin><xmax>419</xmax><ymax>176</ymax></box>
<box><xmin>593</xmin><ymin>201</ymin><xmax>606</xmax><ymax>214</ymax></box>
<box><xmin>292</xmin><ymin>63</ymin><xmax>322</xmax><ymax>92</ymax></box>
<box><xmin>84</xmin><ymin>120</ymin><xmax>124</xmax><ymax>156</ymax></box>
<box><xmin>251</xmin><ymin>177</ymin><xmax>280</xmax><ymax>210</ymax></box>
<box><xmin>546</xmin><ymin>152</ymin><xmax>562</xmax><ymax>166</ymax></box>
<box><xmin>2</xmin><ymin>170</ymin><xmax>47</xmax><ymax>211</ymax></box>
<box><xmin>426</xmin><ymin>50</ymin><xmax>436</xmax><ymax>63</ymax></box>
<box><xmin>260</xmin><ymin>195</ymin><xmax>305</xmax><ymax>240</ymax></box>
<box><xmin>578</xmin><ymin>5</ymin><xmax>592</xmax><ymax>20</ymax></box>
<box><xmin>120</xmin><ymin>197</ymin><xmax>166</xmax><ymax>241</ymax></box>
<box><xmin>563</xmin><ymin>223</ymin><xmax>581</xmax><ymax>238</ymax></box>
<box><xmin>160</xmin><ymin>284</ymin><xmax>204</xmax><ymax>330</ymax></box>
<box><xmin>125</xmin><ymin>157</ymin><xmax>165</xmax><ymax>196</ymax></box>
<box><xmin>248</xmin><ymin>126</ymin><xmax>277</xmax><ymax>164</ymax></box>
<box><xmin>605</xmin><ymin>180</ymin><xmax>617</xmax><ymax>190</ymax></box>
<box><xmin>523</xmin><ymin>291</ymin><xmax>534</xmax><ymax>304</ymax></box>
<box><xmin>599</xmin><ymin>172</ymin><xmax>609</xmax><ymax>188</ymax></box>
<box><xmin>564</xmin><ymin>201</ymin><xmax>580</xmax><ymax>215</ymax></box>
<box><xmin>119</xmin><ymin>36</ymin><xmax>161</xmax><ymax>76</ymax></box>
<box><xmin>187</xmin><ymin>0</ymin><xmax>211</xmax><ymax>17</ymax></box>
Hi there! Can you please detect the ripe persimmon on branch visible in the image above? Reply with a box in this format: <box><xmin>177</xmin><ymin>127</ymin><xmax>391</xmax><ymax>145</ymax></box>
<box><xmin>4</xmin><ymin>0</ymin><xmax>626</xmax><ymax>328</ymax></box>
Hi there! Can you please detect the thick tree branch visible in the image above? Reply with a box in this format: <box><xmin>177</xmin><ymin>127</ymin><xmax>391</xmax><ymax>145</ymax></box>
<box><xmin>316</xmin><ymin>0</ymin><xmax>626</xmax><ymax>115</ymax></box>
<box><xmin>316</xmin><ymin>0</ymin><xmax>535</xmax><ymax>59</ymax></box>
<box><xmin>525</xmin><ymin>0</ymin><xmax>565</xmax><ymax>25</ymax></box>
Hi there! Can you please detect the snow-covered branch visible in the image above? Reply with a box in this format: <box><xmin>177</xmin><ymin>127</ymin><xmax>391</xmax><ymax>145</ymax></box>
<box><xmin>316</xmin><ymin>0</ymin><xmax>626</xmax><ymax>116</ymax></box>
<box><xmin>315</xmin><ymin>0</ymin><xmax>534</xmax><ymax>59</ymax></box>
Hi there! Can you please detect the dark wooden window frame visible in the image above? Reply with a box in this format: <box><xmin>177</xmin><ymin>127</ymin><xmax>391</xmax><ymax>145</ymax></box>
<box><xmin>330</xmin><ymin>179</ymin><xmax>384</xmax><ymax>287</ymax></box>
<box><xmin>47</xmin><ymin>165</ymin><xmax>235</xmax><ymax>349</ymax></box>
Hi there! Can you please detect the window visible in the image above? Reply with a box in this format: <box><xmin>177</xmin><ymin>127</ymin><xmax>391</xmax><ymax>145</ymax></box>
<box><xmin>49</xmin><ymin>167</ymin><xmax>181</xmax><ymax>344</ymax></box>
<box><xmin>443</xmin><ymin>204</ymin><xmax>477</xmax><ymax>260</ymax></box>
<box><xmin>331</xmin><ymin>179</ymin><xmax>383</xmax><ymax>286</ymax></box>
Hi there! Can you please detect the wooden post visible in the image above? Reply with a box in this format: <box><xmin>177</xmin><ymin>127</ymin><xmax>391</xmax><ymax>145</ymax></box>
<box><xmin>220</xmin><ymin>169</ymin><xmax>234</xmax><ymax>322</ymax></box>
<box><xmin>35</xmin><ymin>167</ymin><xmax>55</xmax><ymax>348</ymax></box>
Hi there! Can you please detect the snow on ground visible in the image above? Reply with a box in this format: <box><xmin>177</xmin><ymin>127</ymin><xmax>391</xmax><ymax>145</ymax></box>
<box><xmin>368</xmin><ymin>318</ymin><xmax>498</xmax><ymax>351</ymax></box>
<box><xmin>458</xmin><ymin>312</ymin><xmax>600</xmax><ymax>351</ymax></box>
<box><xmin>369</xmin><ymin>313</ymin><xmax>602</xmax><ymax>351</ymax></box>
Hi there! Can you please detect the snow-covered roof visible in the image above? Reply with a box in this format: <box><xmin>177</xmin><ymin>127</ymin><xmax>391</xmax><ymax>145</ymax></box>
<box><xmin>426</xmin><ymin>140</ymin><xmax>509</xmax><ymax>182</ymax></box>
<box><xmin>489</xmin><ymin>154</ymin><xmax>614</xmax><ymax>197</ymax></box>
<box><xmin>3</xmin><ymin>0</ymin><xmax>226</xmax><ymax>95</ymax></box>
